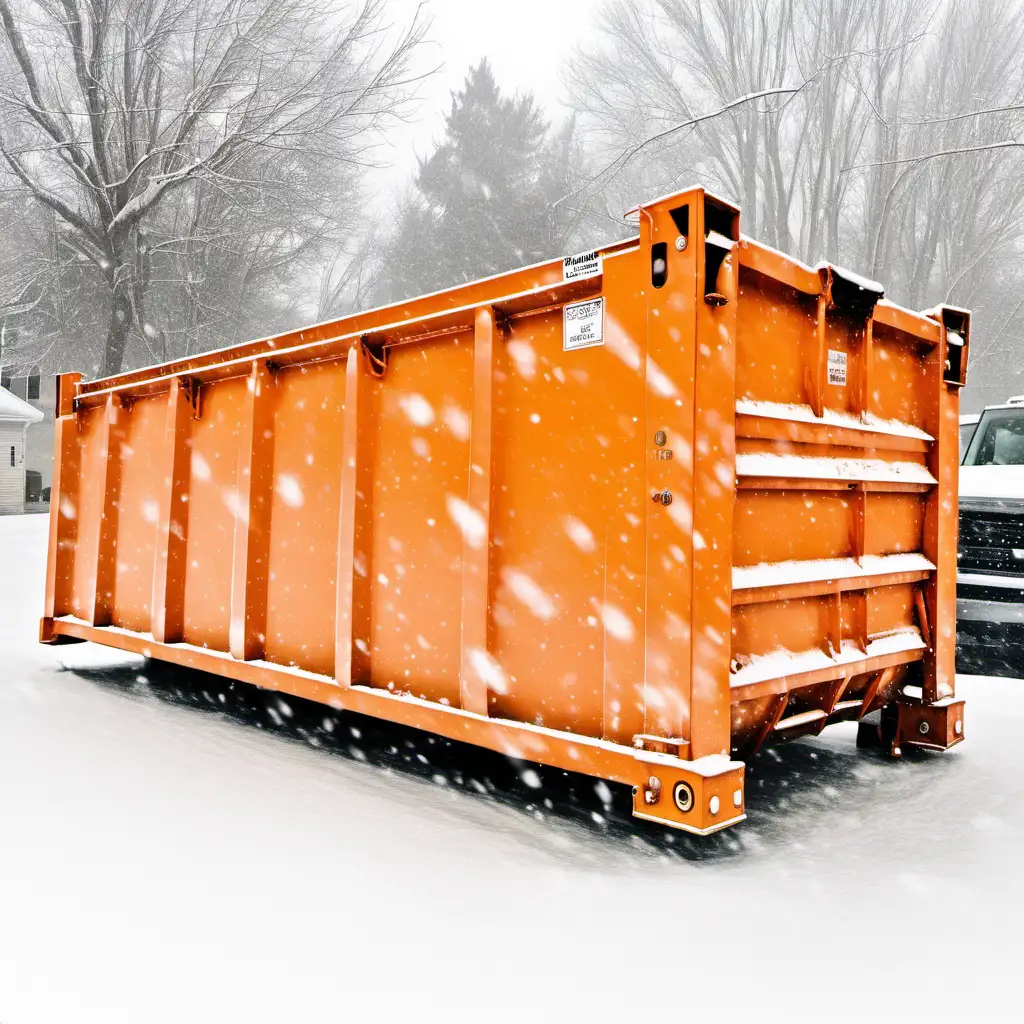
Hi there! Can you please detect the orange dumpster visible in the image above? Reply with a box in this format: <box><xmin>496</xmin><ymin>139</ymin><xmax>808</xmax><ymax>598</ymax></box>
<box><xmin>40</xmin><ymin>186</ymin><xmax>968</xmax><ymax>835</ymax></box>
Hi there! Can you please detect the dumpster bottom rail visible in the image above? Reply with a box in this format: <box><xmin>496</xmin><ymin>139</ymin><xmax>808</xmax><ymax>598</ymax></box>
<box><xmin>42</xmin><ymin>615</ymin><xmax>747</xmax><ymax>836</ymax></box>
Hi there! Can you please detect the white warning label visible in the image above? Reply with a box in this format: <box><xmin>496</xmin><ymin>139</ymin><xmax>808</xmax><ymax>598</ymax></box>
<box><xmin>563</xmin><ymin>297</ymin><xmax>604</xmax><ymax>351</ymax></box>
<box><xmin>827</xmin><ymin>349</ymin><xmax>848</xmax><ymax>386</ymax></box>
<box><xmin>562</xmin><ymin>249</ymin><xmax>602</xmax><ymax>281</ymax></box>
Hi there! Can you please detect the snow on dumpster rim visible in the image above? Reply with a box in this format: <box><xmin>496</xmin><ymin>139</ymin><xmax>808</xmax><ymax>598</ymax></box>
<box><xmin>730</xmin><ymin>629</ymin><xmax>926</xmax><ymax>687</ymax></box>
<box><xmin>735</xmin><ymin>451</ymin><xmax>936</xmax><ymax>484</ymax></box>
<box><xmin>733</xmin><ymin>552</ymin><xmax>935</xmax><ymax>590</ymax></box>
<box><xmin>736</xmin><ymin>398</ymin><xmax>933</xmax><ymax>440</ymax></box>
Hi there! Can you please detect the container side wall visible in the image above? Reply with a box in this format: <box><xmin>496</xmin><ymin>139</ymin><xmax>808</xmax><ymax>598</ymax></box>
<box><xmin>111</xmin><ymin>395</ymin><xmax>165</xmax><ymax>631</ymax></box>
<box><xmin>595</xmin><ymin>248</ymin><xmax>649</xmax><ymax>745</ymax></box>
<box><xmin>45</xmin><ymin>374</ymin><xmax>82</xmax><ymax>622</ymax></box>
<box><xmin>362</xmin><ymin>336</ymin><xmax>472</xmax><ymax>705</ymax></box>
<box><xmin>263</xmin><ymin>361</ymin><xmax>347</xmax><ymax>676</ymax></box>
<box><xmin>69</xmin><ymin>406</ymin><xmax>109</xmax><ymax>621</ymax></box>
<box><xmin>735</xmin><ymin>490</ymin><xmax>855</xmax><ymax>566</ymax></box>
<box><xmin>181</xmin><ymin>376</ymin><xmax>245</xmax><ymax>650</ymax></box>
<box><xmin>489</xmin><ymin>293</ymin><xmax>646</xmax><ymax>737</ymax></box>
<box><xmin>735</xmin><ymin>273</ymin><xmax>816</xmax><ymax>406</ymax></box>
<box><xmin>870</xmin><ymin>324</ymin><xmax>930</xmax><ymax>431</ymax></box>
<box><xmin>734</xmin><ymin>596</ymin><xmax>834</xmax><ymax>660</ymax></box>
<box><xmin>729</xmin><ymin>257</ymin><xmax>944</xmax><ymax>746</ymax></box>
<box><xmin>867</xmin><ymin>493</ymin><xmax>926</xmax><ymax>555</ymax></box>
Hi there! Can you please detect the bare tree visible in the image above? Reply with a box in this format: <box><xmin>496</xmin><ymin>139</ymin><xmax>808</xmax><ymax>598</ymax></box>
<box><xmin>567</xmin><ymin>0</ymin><xmax>1024</xmax><ymax>405</ymax></box>
<box><xmin>0</xmin><ymin>0</ymin><xmax>426</xmax><ymax>376</ymax></box>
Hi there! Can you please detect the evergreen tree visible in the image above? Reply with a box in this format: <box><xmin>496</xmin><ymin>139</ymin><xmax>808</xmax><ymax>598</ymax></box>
<box><xmin>377</xmin><ymin>61</ymin><xmax>580</xmax><ymax>302</ymax></box>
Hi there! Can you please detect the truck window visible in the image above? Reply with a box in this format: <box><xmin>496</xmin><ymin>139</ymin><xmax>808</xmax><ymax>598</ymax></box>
<box><xmin>959</xmin><ymin>421</ymin><xmax>978</xmax><ymax>462</ymax></box>
<box><xmin>963</xmin><ymin>408</ymin><xmax>1024</xmax><ymax>466</ymax></box>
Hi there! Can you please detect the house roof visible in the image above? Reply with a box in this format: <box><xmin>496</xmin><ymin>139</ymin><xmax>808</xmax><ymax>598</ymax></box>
<box><xmin>0</xmin><ymin>385</ymin><xmax>44</xmax><ymax>423</ymax></box>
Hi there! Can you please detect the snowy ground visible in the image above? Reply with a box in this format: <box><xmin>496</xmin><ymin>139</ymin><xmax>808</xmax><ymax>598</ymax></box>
<box><xmin>2</xmin><ymin>513</ymin><xmax>1022</xmax><ymax>1022</ymax></box>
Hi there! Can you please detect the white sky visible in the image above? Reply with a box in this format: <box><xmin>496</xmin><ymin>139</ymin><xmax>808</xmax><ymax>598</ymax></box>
<box><xmin>374</xmin><ymin>0</ymin><xmax>605</xmax><ymax>201</ymax></box>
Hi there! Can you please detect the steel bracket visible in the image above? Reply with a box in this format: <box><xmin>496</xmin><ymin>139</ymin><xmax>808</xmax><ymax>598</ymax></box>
<box><xmin>180</xmin><ymin>376</ymin><xmax>202</xmax><ymax>418</ymax></box>
<box><xmin>631</xmin><ymin>758</ymin><xmax>746</xmax><ymax>835</ymax></box>
<box><xmin>360</xmin><ymin>335</ymin><xmax>388</xmax><ymax>379</ymax></box>
<box><xmin>865</xmin><ymin>698</ymin><xmax>966</xmax><ymax>756</ymax></box>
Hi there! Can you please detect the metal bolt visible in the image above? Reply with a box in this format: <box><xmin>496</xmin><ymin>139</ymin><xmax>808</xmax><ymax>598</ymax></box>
<box><xmin>675</xmin><ymin>236</ymin><xmax>687</xmax><ymax>252</ymax></box>
<box><xmin>652</xmin><ymin>489</ymin><xmax>673</xmax><ymax>506</ymax></box>
<box><xmin>918</xmin><ymin>721</ymin><xmax>930</xmax><ymax>735</ymax></box>
<box><xmin>654</xmin><ymin>430</ymin><xmax>667</xmax><ymax>446</ymax></box>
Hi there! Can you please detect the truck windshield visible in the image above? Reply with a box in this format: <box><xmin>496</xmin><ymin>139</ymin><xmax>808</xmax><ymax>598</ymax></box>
<box><xmin>963</xmin><ymin>407</ymin><xmax>1024</xmax><ymax>466</ymax></box>
<box><xmin>959</xmin><ymin>421</ymin><xmax>978</xmax><ymax>462</ymax></box>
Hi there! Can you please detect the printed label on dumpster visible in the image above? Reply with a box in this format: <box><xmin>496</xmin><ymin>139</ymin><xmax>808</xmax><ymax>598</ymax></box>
<box><xmin>827</xmin><ymin>349</ymin><xmax>848</xmax><ymax>386</ymax></box>
<box><xmin>563</xmin><ymin>298</ymin><xmax>604</xmax><ymax>351</ymax></box>
<box><xmin>563</xmin><ymin>249</ymin><xmax>602</xmax><ymax>281</ymax></box>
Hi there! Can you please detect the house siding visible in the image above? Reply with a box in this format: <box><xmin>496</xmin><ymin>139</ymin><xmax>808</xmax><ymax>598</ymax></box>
<box><xmin>2</xmin><ymin>372</ymin><xmax>54</xmax><ymax>502</ymax></box>
<box><xmin>0</xmin><ymin>423</ymin><xmax>27</xmax><ymax>514</ymax></box>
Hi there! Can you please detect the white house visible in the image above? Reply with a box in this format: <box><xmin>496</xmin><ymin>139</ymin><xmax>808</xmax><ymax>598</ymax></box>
<box><xmin>0</xmin><ymin>384</ymin><xmax>44</xmax><ymax>514</ymax></box>
<box><xmin>1</xmin><ymin>369</ymin><xmax>55</xmax><ymax>504</ymax></box>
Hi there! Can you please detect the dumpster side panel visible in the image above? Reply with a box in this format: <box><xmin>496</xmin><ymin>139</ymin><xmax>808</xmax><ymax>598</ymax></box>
<box><xmin>263</xmin><ymin>361</ymin><xmax>347</xmax><ymax>676</ymax></box>
<box><xmin>871</xmin><ymin>325</ymin><xmax>930</xmax><ymax>430</ymax></box>
<box><xmin>868</xmin><ymin>493</ymin><xmax>927</xmax><ymax>555</ymax></box>
<box><xmin>488</xmin><ymin>296</ymin><xmax>646</xmax><ymax>738</ymax></box>
<box><xmin>111</xmin><ymin>395</ymin><xmax>166</xmax><ymax>632</ymax></box>
<box><xmin>820</xmin><ymin>316</ymin><xmax>862</xmax><ymax>417</ymax></box>
<box><xmin>733</xmin><ymin>596</ymin><xmax>830</xmax><ymax>661</ymax></box>
<box><xmin>728</xmin><ymin>255</ymin><xmax>945</xmax><ymax>734</ymax></box>
<box><xmin>69</xmin><ymin>405</ymin><xmax>110</xmax><ymax>622</ymax></box>
<box><xmin>868</xmin><ymin>582</ymin><xmax>917</xmax><ymax>633</ymax></box>
<box><xmin>735</xmin><ymin>490</ymin><xmax>854</xmax><ymax>566</ymax></box>
<box><xmin>734</xmin><ymin>275</ymin><xmax>816</xmax><ymax>406</ymax></box>
<box><xmin>45</xmin><ymin>384</ymin><xmax>82</xmax><ymax>623</ymax></box>
<box><xmin>594</xmin><ymin>246</ymin><xmax>650</xmax><ymax>746</ymax></box>
<box><xmin>362</xmin><ymin>338</ymin><xmax>472</xmax><ymax>704</ymax></box>
<box><xmin>181</xmin><ymin>377</ymin><xmax>246</xmax><ymax>651</ymax></box>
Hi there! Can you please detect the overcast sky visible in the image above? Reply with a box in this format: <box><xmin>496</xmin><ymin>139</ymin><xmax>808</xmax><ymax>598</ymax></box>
<box><xmin>375</xmin><ymin>0</ymin><xmax>604</xmax><ymax>200</ymax></box>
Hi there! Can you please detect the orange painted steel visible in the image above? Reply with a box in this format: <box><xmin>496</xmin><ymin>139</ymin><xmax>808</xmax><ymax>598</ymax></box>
<box><xmin>40</xmin><ymin>186</ymin><xmax>969</xmax><ymax>835</ymax></box>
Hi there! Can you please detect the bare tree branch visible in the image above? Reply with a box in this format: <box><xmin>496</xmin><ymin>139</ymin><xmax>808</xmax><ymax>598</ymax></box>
<box><xmin>845</xmin><ymin>139</ymin><xmax>1024</xmax><ymax>171</ymax></box>
<box><xmin>554</xmin><ymin>85</ymin><xmax>804</xmax><ymax>210</ymax></box>
<box><xmin>0</xmin><ymin>0</ymin><xmax>430</xmax><ymax>375</ymax></box>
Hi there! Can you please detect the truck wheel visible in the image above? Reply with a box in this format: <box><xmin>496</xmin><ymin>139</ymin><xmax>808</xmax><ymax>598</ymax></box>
<box><xmin>856</xmin><ymin>714</ymin><xmax>882</xmax><ymax>750</ymax></box>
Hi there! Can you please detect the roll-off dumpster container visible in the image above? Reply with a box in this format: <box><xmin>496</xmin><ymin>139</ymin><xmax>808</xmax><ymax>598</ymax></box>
<box><xmin>41</xmin><ymin>186</ymin><xmax>968</xmax><ymax>835</ymax></box>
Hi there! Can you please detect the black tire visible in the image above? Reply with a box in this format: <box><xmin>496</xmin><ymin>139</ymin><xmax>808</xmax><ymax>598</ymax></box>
<box><xmin>856</xmin><ymin>714</ymin><xmax>882</xmax><ymax>750</ymax></box>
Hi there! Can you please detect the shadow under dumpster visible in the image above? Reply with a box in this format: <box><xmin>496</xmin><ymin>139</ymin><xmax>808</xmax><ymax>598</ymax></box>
<box><xmin>57</xmin><ymin>654</ymin><xmax>960</xmax><ymax>866</ymax></box>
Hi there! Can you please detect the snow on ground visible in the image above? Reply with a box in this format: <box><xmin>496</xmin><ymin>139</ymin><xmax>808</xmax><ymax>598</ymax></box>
<box><xmin>1</xmin><ymin>513</ymin><xmax>1022</xmax><ymax>1022</ymax></box>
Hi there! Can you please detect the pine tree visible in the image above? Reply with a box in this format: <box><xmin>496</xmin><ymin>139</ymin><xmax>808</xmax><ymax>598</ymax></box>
<box><xmin>377</xmin><ymin>61</ymin><xmax>579</xmax><ymax>302</ymax></box>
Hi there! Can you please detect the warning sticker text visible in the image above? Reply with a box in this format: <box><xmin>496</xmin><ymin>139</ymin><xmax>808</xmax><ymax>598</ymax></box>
<box><xmin>827</xmin><ymin>349</ymin><xmax>848</xmax><ymax>386</ymax></box>
<box><xmin>562</xmin><ymin>249</ymin><xmax>602</xmax><ymax>282</ymax></box>
<box><xmin>563</xmin><ymin>297</ymin><xmax>604</xmax><ymax>351</ymax></box>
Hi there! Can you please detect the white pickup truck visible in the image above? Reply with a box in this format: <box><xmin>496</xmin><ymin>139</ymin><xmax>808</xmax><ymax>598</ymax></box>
<box><xmin>957</xmin><ymin>396</ymin><xmax>1024</xmax><ymax>676</ymax></box>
